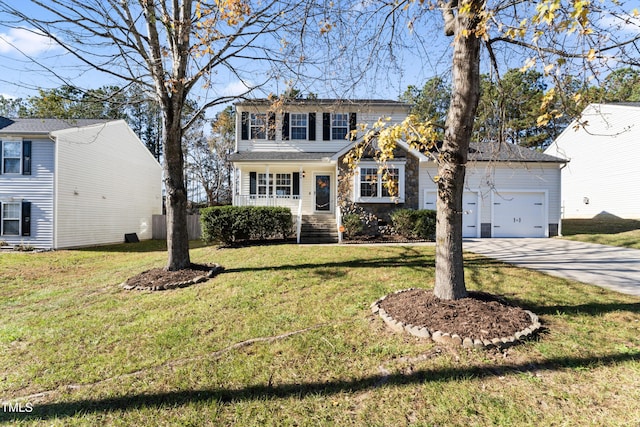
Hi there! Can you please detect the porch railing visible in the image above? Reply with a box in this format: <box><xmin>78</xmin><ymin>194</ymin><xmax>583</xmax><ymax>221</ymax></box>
<box><xmin>235</xmin><ymin>194</ymin><xmax>303</xmax><ymax>242</ymax></box>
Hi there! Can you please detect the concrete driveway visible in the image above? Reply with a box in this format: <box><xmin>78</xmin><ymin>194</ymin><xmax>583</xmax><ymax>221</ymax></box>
<box><xmin>463</xmin><ymin>238</ymin><xmax>640</xmax><ymax>297</ymax></box>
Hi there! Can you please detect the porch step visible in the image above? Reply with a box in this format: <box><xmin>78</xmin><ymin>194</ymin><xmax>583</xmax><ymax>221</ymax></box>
<box><xmin>300</xmin><ymin>214</ymin><xmax>338</xmax><ymax>244</ymax></box>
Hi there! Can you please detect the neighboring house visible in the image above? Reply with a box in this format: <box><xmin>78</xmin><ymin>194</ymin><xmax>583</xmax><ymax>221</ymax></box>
<box><xmin>0</xmin><ymin>118</ymin><xmax>163</xmax><ymax>249</ymax></box>
<box><xmin>230</xmin><ymin>99</ymin><xmax>566</xmax><ymax>241</ymax></box>
<box><xmin>545</xmin><ymin>102</ymin><xmax>640</xmax><ymax>219</ymax></box>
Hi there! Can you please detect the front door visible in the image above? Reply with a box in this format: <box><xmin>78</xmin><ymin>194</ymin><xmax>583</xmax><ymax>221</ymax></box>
<box><xmin>314</xmin><ymin>174</ymin><xmax>332</xmax><ymax>212</ymax></box>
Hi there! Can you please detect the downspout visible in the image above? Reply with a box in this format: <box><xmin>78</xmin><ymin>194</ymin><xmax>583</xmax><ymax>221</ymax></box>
<box><xmin>558</xmin><ymin>161</ymin><xmax>568</xmax><ymax>237</ymax></box>
<box><xmin>50</xmin><ymin>133</ymin><xmax>58</xmax><ymax>249</ymax></box>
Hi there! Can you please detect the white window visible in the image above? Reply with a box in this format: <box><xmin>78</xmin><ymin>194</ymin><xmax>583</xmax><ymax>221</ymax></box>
<box><xmin>250</xmin><ymin>113</ymin><xmax>266</xmax><ymax>139</ymax></box>
<box><xmin>257</xmin><ymin>173</ymin><xmax>273</xmax><ymax>195</ymax></box>
<box><xmin>275</xmin><ymin>173</ymin><xmax>292</xmax><ymax>195</ymax></box>
<box><xmin>2</xmin><ymin>202</ymin><xmax>20</xmax><ymax>235</ymax></box>
<box><xmin>356</xmin><ymin>163</ymin><xmax>405</xmax><ymax>203</ymax></box>
<box><xmin>2</xmin><ymin>141</ymin><xmax>21</xmax><ymax>174</ymax></box>
<box><xmin>331</xmin><ymin>113</ymin><xmax>349</xmax><ymax>140</ymax></box>
<box><xmin>290</xmin><ymin>113</ymin><xmax>307</xmax><ymax>140</ymax></box>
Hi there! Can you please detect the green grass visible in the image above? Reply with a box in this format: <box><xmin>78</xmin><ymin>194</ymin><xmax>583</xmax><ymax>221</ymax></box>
<box><xmin>1</xmin><ymin>241</ymin><xmax>640</xmax><ymax>426</ymax></box>
<box><xmin>562</xmin><ymin>217</ymin><xmax>640</xmax><ymax>249</ymax></box>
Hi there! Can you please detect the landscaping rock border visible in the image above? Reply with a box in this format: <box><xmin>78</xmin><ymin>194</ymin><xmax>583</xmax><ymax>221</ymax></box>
<box><xmin>371</xmin><ymin>288</ymin><xmax>542</xmax><ymax>350</ymax></box>
<box><xmin>121</xmin><ymin>264</ymin><xmax>225</xmax><ymax>291</ymax></box>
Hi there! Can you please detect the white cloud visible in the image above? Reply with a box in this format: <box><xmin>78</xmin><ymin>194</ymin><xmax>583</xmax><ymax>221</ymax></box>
<box><xmin>0</xmin><ymin>27</ymin><xmax>59</xmax><ymax>56</ymax></box>
<box><xmin>220</xmin><ymin>79</ymin><xmax>253</xmax><ymax>97</ymax></box>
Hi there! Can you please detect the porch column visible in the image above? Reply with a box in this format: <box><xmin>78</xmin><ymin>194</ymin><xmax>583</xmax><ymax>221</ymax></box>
<box><xmin>266</xmin><ymin>165</ymin><xmax>270</xmax><ymax>204</ymax></box>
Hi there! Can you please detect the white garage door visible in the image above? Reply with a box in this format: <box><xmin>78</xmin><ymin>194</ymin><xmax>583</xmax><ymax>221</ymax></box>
<box><xmin>424</xmin><ymin>191</ymin><xmax>479</xmax><ymax>238</ymax></box>
<box><xmin>492</xmin><ymin>192</ymin><xmax>546</xmax><ymax>237</ymax></box>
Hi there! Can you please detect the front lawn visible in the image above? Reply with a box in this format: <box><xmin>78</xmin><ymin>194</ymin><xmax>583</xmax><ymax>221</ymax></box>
<box><xmin>1</xmin><ymin>241</ymin><xmax>639</xmax><ymax>426</ymax></box>
<box><xmin>562</xmin><ymin>217</ymin><xmax>640</xmax><ymax>249</ymax></box>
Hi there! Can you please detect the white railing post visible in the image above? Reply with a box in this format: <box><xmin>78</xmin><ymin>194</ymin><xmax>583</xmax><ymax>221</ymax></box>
<box><xmin>296</xmin><ymin>196</ymin><xmax>303</xmax><ymax>244</ymax></box>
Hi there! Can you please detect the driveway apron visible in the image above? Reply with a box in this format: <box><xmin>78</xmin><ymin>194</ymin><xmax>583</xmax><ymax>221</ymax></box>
<box><xmin>463</xmin><ymin>238</ymin><xmax>640</xmax><ymax>297</ymax></box>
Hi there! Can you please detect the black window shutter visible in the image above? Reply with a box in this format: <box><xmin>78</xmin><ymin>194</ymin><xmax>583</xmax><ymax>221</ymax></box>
<box><xmin>21</xmin><ymin>201</ymin><xmax>31</xmax><ymax>236</ymax></box>
<box><xmin>282</xmin><ymin>113</ymin><xmax>290</xmax><ymax>140</ymax></box>
<box><xmin>241</xmin><ymin>112</ymin><xmax>249</xmax><ymax>140</ymax></box>
<box><xmin>293</xmin><ymin>172</ymin><xmax>300</xmax><ymax>196</ymax></box>
<box><xmin>267</xmin><ymin>112</ymin><xmax>276</xmax><ymax>140</ymax></box>
<box><xmin>349</xmin><ymin>113</ymin><xmax>357</xmax><ymax>140</ymax></box>
<box><xmin>22</xmin><ymin>141</ymin><xmax>32</xmax><ymax>175</ymax></box>
<box><xmin>0</xmin><ymin>141</ymin><xmax>3</xmax><ymax>175</ymax></box>
<box><xmin>308</xmin><ymin>113</ymin><xmax>316</xmax><ymax>141</ymax></box>
<box><xmin>249</xmin><ymin>172</ymin><xmax>257</xmax><ymax>195</ymax></box>
<box><xmin>322</xmin><ymin>113</ymin><xmax>331</xmax><ymax>141</ymax></box>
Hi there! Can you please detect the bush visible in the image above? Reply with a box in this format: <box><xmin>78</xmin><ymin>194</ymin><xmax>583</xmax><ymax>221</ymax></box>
<box><xmin>342</xmin><ymin>213</ymin><xmax>364</xmax><ymax>237</ymax></box>
<box><xmin>200</xmin><ymin>206</ymin><xmax>293</xmax><ymax>245</ymax></box>
<box><xmin>390</xmin><ymin>209</ymin><xmax>436</xmax><ymax>240</ymax></box>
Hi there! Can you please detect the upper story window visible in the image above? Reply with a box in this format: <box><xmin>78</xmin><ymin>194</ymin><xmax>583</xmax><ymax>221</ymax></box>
<box><xmin>250</xmin><ymin>113</ymin><xmax>267</xmax><ymax>139</ymax></box>
<box><xmin>331</xmin><ymin>113</ymin><xmax>349</xmax><ymax>140</ymax></box>
<box><xmin>356</xmin><ymin>163</ymin><xmax>405</xmax><ymax>203</ymax></box>
<box><xmin>2</xmin><ymin>141</ymin><xmax>21</xmax><ymax>174</ymax></box>
<box><xmin>290</xmin><ymin>114</ymin><xmax>307</xmax><ymax>140</ymax></box>
<box><xmin>1</xmin><ymin>140</ymin><xmax>32</xmax><ymax>176</ymax></box>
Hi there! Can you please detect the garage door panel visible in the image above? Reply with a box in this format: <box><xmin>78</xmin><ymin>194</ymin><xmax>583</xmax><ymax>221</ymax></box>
<box><xmin>493</xmin><ymin>192</ymin><xmax>546</xmax><ymax>237</ymax></box>
<box><xmin>425</xmin><ymin>191</ymin><xmax>479</xmax><ymax>238</ymax></box>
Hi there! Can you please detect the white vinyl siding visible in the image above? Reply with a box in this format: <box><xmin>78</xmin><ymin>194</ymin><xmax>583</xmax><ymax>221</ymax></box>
<box><xmin>53</xmin><ymin>120</ymin><xmax>162</xmax><ymax>248</ymax></box>
<box><xmin>236</xmin><ymin>106</ymin><xmax>409</xmax><ymax>153</ymax></box>
<box><xmin>545</xmin><ymin>103</ymin><xmax>640</xmax><ymax>219</ymax></box>
<box><xmin>0</xmin><ymin>139</ymin><xmax>54</xmax><ymax>248</ymax></box>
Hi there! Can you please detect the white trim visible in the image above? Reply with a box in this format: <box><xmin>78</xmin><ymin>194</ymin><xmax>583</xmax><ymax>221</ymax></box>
<box><xmin>354</xmin><ymin>161</ymin><xmax>406</xmax><ymax>203</ymax></box>
<box><xmin>1</xmin><ymin>201</ymin><xmax>21</xmax><ymax>236</ymax></box>
<box><xmin>1</xmin><ymin>140</ymin><xmax>23</xmax><ymax>174</ymax></box>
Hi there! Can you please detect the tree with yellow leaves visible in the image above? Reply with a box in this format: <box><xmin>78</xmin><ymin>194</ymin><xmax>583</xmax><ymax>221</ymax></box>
<box><xmin>340</xmin><ymin>0</ymin><xmax>640</xmax><ymax>299</ymax></box>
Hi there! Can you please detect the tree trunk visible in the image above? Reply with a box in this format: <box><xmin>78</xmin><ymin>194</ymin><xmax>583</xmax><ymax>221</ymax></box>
<box><xmin>163</xmin><ymin>108</ymin><xmax>191</xmax><ymax>271</ymax></box>
<box><xmin>433</xmin><ymin>2</ymin><xmax>482</xmax><ymax>300</ymax></box>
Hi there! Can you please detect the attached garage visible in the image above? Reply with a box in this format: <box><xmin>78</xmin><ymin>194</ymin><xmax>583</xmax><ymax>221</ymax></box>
<box><xmin>419</xmin><ymin>142</ymin><xmax>565</xmax><ymax>238</ymax></box>
<box><xmin>425</xmin><ymin>190</ymin><xmax>480</xmax><ymax>238</ymax></box>
<box><xmin>492</xmin><ymin>191</ymin><xmax>547</xmax><ymax>238</ymax></box>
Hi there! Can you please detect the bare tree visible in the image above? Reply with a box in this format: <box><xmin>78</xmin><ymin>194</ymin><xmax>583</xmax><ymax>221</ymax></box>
<box><xmin>0</xmin><ymin>0</ymin><xmax>314</xmax><ymax>270</ymax></box>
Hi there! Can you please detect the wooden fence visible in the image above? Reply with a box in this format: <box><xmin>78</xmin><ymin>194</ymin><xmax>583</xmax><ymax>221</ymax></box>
<box><xmin>152</xmin><ymin>215</ymin><xmax>202</xmax><ymax>240</ymax></box>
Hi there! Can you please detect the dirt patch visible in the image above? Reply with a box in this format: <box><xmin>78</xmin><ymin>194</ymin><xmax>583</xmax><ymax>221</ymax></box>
<box><xmin>121</xmin><ymin>263</ymin><xmax>224</xmax><ymax>291</ymax></box>
<box><xmin>376</xmin><ymin>288</ymin><xmax>540</xmax><ymax>346</ymax></box>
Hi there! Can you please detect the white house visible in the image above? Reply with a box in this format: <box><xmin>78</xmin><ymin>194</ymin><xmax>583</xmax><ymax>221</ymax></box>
<box><xmin>0</xmin><ymin>118</ymin><xmax>163</xmax><ymax>249</ymax></box>
<box><xmin>230</xmin><ymin>99</ymin><xmax>566</xmax><ymax>242</ymax></box>
<box><xmin>545</xmin><ymin>103</ymin><xmax>640</xmax><ymax>219</ymax></box>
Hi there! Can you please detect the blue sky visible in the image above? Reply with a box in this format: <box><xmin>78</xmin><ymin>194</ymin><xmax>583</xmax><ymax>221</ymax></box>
<box><xmin>1</xmin><ymin>1</ymin><xmax>639</xmax><ymax>113</ymax></box>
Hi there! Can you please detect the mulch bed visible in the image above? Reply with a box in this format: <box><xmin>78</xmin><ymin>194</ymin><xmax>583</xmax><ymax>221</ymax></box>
<box><xmin>121</xmin><ymin>263</ymin><xmax>224</xmax><ymax>291</ymax></box>
<box><xmin>376</xmin><ymin>288</ymin><xmax>541</xmax><ymax>347</ymax></box>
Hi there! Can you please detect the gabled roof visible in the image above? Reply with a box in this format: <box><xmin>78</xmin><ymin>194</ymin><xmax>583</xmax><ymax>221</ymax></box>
<box><xmin>469</xmin><ymin>142</ymin><xmax>566</xmax><ymax>163</ymax></box>
<box><xmin>0</xmin><ymin>117</ymin><xmax>108</xmax><ymax>135</ymax></box>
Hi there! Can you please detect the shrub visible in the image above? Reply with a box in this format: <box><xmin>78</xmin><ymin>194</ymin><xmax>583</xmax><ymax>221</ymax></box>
<box><xmin>200</xmin><ymin>206</ymin><xmax>293</xmax><ymax>245</ymax></box>
<box><xmin>342</xmin><ymin>213</ymin><xmax>364</xmax><ymax>237</ymax></box>
<box><xmin>390</xmin><ymin>209</ymin><xmax>436</xmax><ymax>240</ymax></box>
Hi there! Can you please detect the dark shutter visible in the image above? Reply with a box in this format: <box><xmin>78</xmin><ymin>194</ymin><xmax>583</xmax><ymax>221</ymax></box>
<box><xmin>308</xmin><ymin>113</ymin><xmax>316</xmax><ymax>141</ymax></box>
<box><xmin>21</xmin><ymin>201</ymin><xmax>31</xmax><ymax>236</ymax></box>
<box><xmin>293</xmin><ymin>172</ymin><xmax>300</xmax><ymax>196</ymax></box>
<box><xmin>322</xmin><ymin>113</ymin><xmax>331</xmax><ymax>141</ymax></box>
<box><xmin>267</xmin><ymin>112</ymin><xmax>276</xmax><ymax>140</ymax></box>
<box><xmin>349</xmin><ymin>113</ymin><xmax>357</xmax><ymax>140</ymax></box>
<box><xmin>0</xmin><ymin>142</ymin><xmax>2</xmax><ymax>174</ymax></box>
<box><xmin>282</xmin><ymin>113</ymin><xmax>290</xmax><ymax>141</ymax></box>
<box><xmin>22</xmin><ymin>141</ymin><xmax>32</xmax><ymax>175</ymax></box>
<box><xmin>241</xmin><ymin>112</ymin><xmax>249</xmax><ymax>140</ymax></box>
<box><xmin>249</xmin><ymin>172</ymin><xmax>257</xmax><ymax>195</ymax></box>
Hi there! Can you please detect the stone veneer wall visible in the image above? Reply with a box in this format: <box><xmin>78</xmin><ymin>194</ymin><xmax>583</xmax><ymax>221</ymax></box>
<box><xmin>337</xmin><ymin>147</ymin><xmax>420</xmax><ymax>223</ymax></box>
